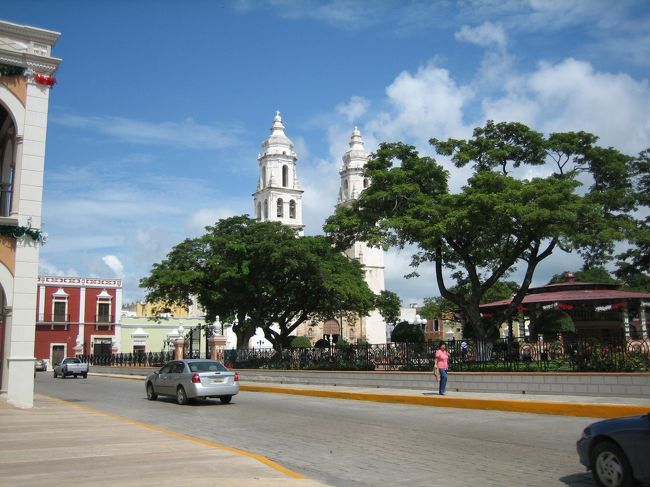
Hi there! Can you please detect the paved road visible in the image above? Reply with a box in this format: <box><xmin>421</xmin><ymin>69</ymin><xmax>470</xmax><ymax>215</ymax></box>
<box><xmin>35</xmin><ymin>373</ymin><xmax>596</xmax><ymax>487</ymax></box>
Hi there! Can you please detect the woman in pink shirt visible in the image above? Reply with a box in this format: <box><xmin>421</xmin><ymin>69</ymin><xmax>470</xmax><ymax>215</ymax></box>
<box><xmin>435</xmin><ymin>343</ymin><xmax>450</xmax><ymax>395</ymax></box>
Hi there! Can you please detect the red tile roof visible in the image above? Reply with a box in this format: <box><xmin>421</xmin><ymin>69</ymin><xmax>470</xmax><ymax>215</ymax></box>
<box><xmin>481</xmin><ymin>289</ymin><xmax>650</xmax><ymax>308</ymax></box>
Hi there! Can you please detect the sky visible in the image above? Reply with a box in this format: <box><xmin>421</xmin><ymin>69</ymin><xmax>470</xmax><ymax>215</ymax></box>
<box><xmin>3</xmin><ymin>0</ymin><xmax>650</xmax><ymax>306</ymax></box>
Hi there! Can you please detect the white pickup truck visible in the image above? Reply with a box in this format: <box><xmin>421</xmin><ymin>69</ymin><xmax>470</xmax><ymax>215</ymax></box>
<box><xmin>53</xmin><ymin>357</ymin><xmax>89</xmax><ymax>379</ymax></box>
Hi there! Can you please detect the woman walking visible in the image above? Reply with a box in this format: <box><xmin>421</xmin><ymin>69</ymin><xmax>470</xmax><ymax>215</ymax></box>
<box><xmin>435</xmin><ymin>343</ymin><xmax>450</xmax><ymax>395</ymax></box>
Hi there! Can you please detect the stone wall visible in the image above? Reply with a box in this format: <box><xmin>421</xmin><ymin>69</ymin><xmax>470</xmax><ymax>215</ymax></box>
<box><xmin>237</xmin><ymin>369</ymin><xmax>650</xmax><ymax>398</ymax></box>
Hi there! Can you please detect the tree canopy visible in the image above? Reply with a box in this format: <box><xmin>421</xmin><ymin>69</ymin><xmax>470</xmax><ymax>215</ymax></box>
<box><xmin>325</xmin><ymin>121</ymin><xmax>635</xmax><ymax>340</ymax></box>
<box><xmin>140</xmin><ymin>216</ymin><xmax>377</xmax><ymax>350</ymax></box>
<box><xmin>616</xmin><ymin>149</ymin><xmax>650</xmax><ymax>291</ymax></box>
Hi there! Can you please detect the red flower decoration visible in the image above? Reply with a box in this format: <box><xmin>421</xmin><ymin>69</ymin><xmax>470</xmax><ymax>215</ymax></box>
<box><xmin>34</xmin><ymin>73</ymin><xmax>57</xmax><ymax>87</ymax></box>
<box><xmin>558</xmin><ymin>303</ymin><xmax>574</xmax><ymax>311</ymax></box>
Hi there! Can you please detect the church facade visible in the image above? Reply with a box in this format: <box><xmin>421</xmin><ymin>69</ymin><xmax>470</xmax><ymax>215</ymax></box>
<box><xmin>254</xmin><ymin>113</ymin><xmax>388</xmax><ymax>344</ymax></box>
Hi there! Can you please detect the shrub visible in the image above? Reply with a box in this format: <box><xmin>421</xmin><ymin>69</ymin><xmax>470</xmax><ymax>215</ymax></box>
<box><xmin>391</xmin><ymin>322</ymin><xmax>425</xmax><ymax>343</ymax></box>
<box><xmin>530</xmin><ymin>309</ymin><xmax>575</xmax><ymax>336</ymax></box>
<box><xmin>290</xmin><ymin>336</ymin><xmax>312</xmax><ymax>349</ymax></box>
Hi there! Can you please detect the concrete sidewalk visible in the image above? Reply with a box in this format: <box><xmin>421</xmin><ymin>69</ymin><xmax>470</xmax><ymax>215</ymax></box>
<box><xmin>91</xmin><ymin>370</ymin><xmax>650</xmax><ymax>419</ymax></box>
<box><xmin>0</xmin><ymin>394</ymin><xmax>330</xmax><ymax>487</ymax></box>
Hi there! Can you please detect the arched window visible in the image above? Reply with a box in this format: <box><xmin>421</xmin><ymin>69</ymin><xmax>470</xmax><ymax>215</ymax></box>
<box><xmin>263</xmin><ymin>199</ymin><xmax>268</xmax><ymax>219</ymax></box>
<box><xmin>282</xmin><ymin>165</ymin><xmax>288</xmax><ymax>187</ymax></box>
<box><xmin>363</xmin><ymin>178</ymin><xmax>369</xmax><ymax>189</ymax></box>
<box><xmin>256</xmin><ymin>202</ymin><xmax>261</xmax><ymax>220</ymax></box>
<box><xmin>289</xmin><ymin>200</ymin><xmax>296</xmax><ymax>219</ymax></box>
<box><xmin>344</xmin><ymin>180</ymin><xmax>349</xmax><ymax>198</ymax></box>
<box><xmin>261</xmin><ymin>166</ymin><xmax>266</xmax><ymax>188</ymax></box>
<box><xmin>277</xmin><ymin>198</ymin><xmax>284</xmax><ymax>217</ymax></box>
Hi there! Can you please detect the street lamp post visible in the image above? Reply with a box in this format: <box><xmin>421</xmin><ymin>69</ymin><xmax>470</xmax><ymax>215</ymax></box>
<box><xmin>409</xmin><ymin>314</ymin><xmax>427</xmax><ymax>330</ymax></box>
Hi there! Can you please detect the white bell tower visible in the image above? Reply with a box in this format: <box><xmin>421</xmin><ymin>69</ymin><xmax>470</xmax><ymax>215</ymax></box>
<box><xmin>253</xmin><ymin>112</ymin><xmax>304</xmax><ymax>235</ymax></box>
<box><xmin>339</xmin><ymin>128</ymin><xmax>386</xmax><ymax>343</ymax></box>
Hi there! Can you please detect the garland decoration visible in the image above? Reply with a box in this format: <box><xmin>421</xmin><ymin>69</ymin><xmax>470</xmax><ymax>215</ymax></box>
<box><xmin>34</xmin><ymin>73</ymin><xmax>56</xmax><ymax>87</ymax></box>
<box><xmin>595</xmin><ymin>301</ymin><xmax>627</xmax><ymax>312</ymax></box>
<box><xmin>0</xmin><ymin>223</ymin><xmax>47</xmax><ymax>244</ymax></box>
<box><xmin>0</xmin><ymin>65</ymin><xmax>26</xmax><ymax>77</ymax></box>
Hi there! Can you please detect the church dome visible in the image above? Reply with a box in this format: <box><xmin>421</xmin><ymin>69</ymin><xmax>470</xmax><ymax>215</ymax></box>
<box><xmin>342</xmin><ymin>126</ymin><xmax>368</xmax><ymax>170</ymax></box>
<box><xmin>260</xmin><ymin>111</ymin><xmax>296</xmax><ymax>159</ymax></box>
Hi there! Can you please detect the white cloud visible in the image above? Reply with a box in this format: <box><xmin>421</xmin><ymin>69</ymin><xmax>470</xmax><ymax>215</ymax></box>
<box><xmin>455</xmin><ymin>21</ymin><xmax>507</xmax><ymax>50</ymax></box>
<box><xmin>185</xmin><ymin>207</ymin><xmax>245</xmax><ymax>233</ymax></box>
<box><xmin>38</xmin><ymin>258</ymin><xmax>80</xmax><ymax>278</ymax></box>
<box><xmin>52</xmin><ymin>114</ymin><xmax>239</xmax><ymax>150</ymax></box>
<box><xmin>483</xmin><ymin>58</ymin><xmax>650</xmax><ymax>154</ymax></box>
<box><xmin>102</xmin><ymin>255</ymin><xmax>125</xmax><ymax>278</ymax></box>
<box><xmin>365</xmin><ymin>61</ymin><xmax>474</xmax><ymax>146</ymax></box>
<box><xmin>336</xmin><ymin>96</ymin><xmax>370</xmax><ymax>123</ymax></box>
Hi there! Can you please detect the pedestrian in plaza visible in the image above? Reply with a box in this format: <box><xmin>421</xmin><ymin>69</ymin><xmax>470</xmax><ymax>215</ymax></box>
<box><xmin>435</xmin><ymin>343</ymin><xmax>450</xmax><ymax>395</ymax></box>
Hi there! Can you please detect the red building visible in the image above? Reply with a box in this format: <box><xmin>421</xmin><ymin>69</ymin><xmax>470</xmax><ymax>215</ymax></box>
<box><xmin>35</xmin><ymin>276</ymin><xmax>123</xmax><ymax>367</ymax></box>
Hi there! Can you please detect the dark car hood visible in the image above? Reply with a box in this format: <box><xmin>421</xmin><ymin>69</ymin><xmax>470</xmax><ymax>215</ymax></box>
<box><xmin>591</xmin><ymin>413</ymin><xmax>650</xmax><ymax>434</ymax></box>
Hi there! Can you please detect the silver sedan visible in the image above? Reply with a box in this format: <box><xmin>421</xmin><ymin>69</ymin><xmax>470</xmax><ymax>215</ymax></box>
<box><xmin>145</xmin><ymin>359</ymin><xmax>239</xmax><ymax>405</ymax></box>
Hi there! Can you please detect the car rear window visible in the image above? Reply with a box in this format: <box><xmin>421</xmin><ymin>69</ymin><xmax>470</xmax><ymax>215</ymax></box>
<box><xmin>64</xmin><ymin>358</ymin><xmax>81</xmax><ymax>364</ymax></box>
<box><xmin>188</xmin><ymin>361</ymin><xmax>228</xmax><ymax>373</ymax></box>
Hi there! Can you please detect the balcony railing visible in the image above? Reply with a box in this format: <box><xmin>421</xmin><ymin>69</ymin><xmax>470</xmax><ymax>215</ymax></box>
<box><xmin>37</xmin><ymin>314</ymin><xmax>70</xmax><ymax>323</ymax></box>
<box><xmin>92</xmin><ymin>315</ymin><xmax>113</xmax><ymax>324</ymax></box>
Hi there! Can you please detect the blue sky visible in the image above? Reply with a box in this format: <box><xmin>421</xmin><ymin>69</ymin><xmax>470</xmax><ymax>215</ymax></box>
<box><xmin>4</xmin><ymin>0</ymin><xmax>650</xmax><ymax>305</ymax></box>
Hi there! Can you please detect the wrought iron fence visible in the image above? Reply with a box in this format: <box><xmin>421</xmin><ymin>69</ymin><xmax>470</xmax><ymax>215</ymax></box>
<box><xmin>78</xmin><ymin>336</ymin><xmax>650</xmax><ymax>372</ymax></box>
<box><xmin>78</xmin><ymin>351</ymin><xmax>174</xmax><ymax>367</ymax></box>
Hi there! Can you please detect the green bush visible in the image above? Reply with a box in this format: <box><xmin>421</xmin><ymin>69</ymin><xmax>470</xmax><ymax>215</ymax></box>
<box><xmin>290</xmin><ymin>336</ymin><xmax>312</xmax><ymax>348</ymax></box>
<box><xmin>391</xmin><ymin>322</ymin><xmax>425</xmax><ymax>343</ymax></box>
<box><xmin>530</xmin><ymin>309</ymin><xmax>575</xmax><ymax>336</ymax></box>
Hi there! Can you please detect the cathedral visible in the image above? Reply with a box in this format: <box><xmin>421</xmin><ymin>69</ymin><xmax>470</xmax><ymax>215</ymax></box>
<box><xmin>253</xmin><ymin>112</ymin><xmax>388</xmax><ymax>344</ymax></box>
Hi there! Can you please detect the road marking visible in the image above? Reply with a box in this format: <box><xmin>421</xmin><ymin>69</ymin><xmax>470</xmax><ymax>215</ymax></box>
<box><xmin>38</xmin><ymin>393</ymin><xmax>304</xmax><ymax>479</ymax></box>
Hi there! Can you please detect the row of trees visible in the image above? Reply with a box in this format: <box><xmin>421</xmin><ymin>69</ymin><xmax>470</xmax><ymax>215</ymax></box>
<box><xmin>142</xmin><ymin>121</ymin><xmax>649</xmax><ymax>347</ymax></box>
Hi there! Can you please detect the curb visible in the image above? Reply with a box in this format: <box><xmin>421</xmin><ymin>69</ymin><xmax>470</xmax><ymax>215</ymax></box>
<box><xmin>240</xmin><ymin>384</ymin><xmax>650</xmax><ymax>419</ymax></box>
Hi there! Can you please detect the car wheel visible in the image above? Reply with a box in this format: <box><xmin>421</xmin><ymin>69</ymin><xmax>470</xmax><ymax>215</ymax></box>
<box><xmin>53</xmin><ymin>371</ymin><xmax>57</xmax><ymax>378</ymax></box>
<box><xmin>220</xmin><ymin>395</ymin><xmax>232</xmax><ymax>404</ymax></box>
<box><xmin>591</xmin><ymin>440</ymin><xmax>634</xmax><ymax>487</ymax></box>
<box><xmin>73</xmin><ymin>374</ymin><xmax>77</xmax><ymax>378</ymax></box>
<box><xmin>146</xmin><ymin>383</ymin><xmax>158</xmax><ymax>401</ymax></box>
<box><xmin>176</xmin><ymin>386</ymin><xmax>188</xmax><ymax>405</ymax></box>
<box><xmin>82</xmin><ymin>373</ymin><xmax>87</xmax><ymax>379</ymax></box>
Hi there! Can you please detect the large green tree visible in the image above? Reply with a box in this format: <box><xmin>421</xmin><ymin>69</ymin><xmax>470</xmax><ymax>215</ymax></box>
<box><xmin>616</xmin><ymin>149</ymin><xmax>650</xmax><ymax>291</ymax></box>
<box><xmin>140</xmin><ymin>216</ymin><xmax>376</xmax><ymax>350</ymax></box>
<box><xmin>325</xmin><ymin>121</ymin><xmax>634</xmax><ymax>340</ymax></box>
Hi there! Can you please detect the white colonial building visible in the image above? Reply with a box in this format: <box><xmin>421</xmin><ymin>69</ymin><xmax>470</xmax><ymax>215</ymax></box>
<box><xmin>0</xmin><ymin>20</ymin><xmax>61</xmax><ymax>407</ymax></box>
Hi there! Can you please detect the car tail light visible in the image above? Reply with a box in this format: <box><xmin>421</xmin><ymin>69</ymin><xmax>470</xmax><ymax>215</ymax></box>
<box><xmin>191</xmin><ymin>373</ymin><xmax>201</xmax><ymax>383</ymax></box>
<box><xmin>234</xmin><ymin>372</ymin><xmax>239</xmax><ymax>382</ymax></box>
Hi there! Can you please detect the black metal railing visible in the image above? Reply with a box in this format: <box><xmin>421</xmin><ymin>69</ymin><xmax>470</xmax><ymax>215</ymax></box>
<box><xmin>77</xmin><ymin>336</ymin><xmax>650</xmax><ymax>373</ymax></box>
<box><xmin>79</xmin><ymin>351</ymin><xmax>174</xmax><ymax>367</ymax></box>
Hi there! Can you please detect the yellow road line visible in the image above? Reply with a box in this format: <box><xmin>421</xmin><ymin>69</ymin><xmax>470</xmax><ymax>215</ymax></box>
<box><xmin>240</xmin><ymin>385</ymin><xmax>650</xmax><ymax>419</ymax></box>
<box><xmin>38</xmin><ymin>393</ymin><xmax>303</xmax><ymax>479</ymax></box>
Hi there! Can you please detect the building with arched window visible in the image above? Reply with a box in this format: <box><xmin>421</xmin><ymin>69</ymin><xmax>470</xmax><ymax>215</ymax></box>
<box><xmin>0</xmin><ymin>20</ymin><xmax>61</xmax><ymax>407</ymax></box>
